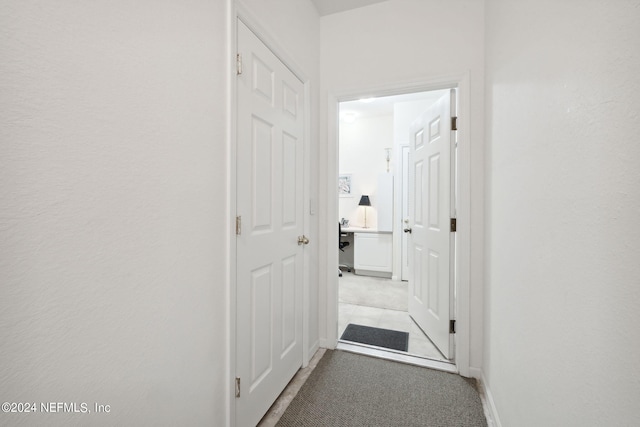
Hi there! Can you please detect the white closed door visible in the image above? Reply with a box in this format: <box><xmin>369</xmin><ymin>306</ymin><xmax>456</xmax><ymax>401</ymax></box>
<box><xmin>236</xmin><ymin>19</ymin><xmax>305</xmax><ymax>427</ymax></box>
<box><xmin>407</xmin><ymin>90</ymin><xmax>455</xmax><ymax>360</ymax></box>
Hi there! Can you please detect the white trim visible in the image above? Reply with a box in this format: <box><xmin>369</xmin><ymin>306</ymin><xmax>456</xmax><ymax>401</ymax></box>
<box><xmin>324</xmin><ymin>91</ymin><xmax>340</xmax><ymax>349</ymax></box>
<box><xmin>319</xmin><ymin>338</ymin><xmax>333</xmax><ymax>349</ymax></box>
<box><xmin>308</xmin><ymin>339</ymin><xmax>320</xmax><ymax>361</ymax></box>
<box><xmin>337</xmin><ymin>342</ymin><xmax>458</xmax><ymax>373</ymax></box>
<box><xmin>229</xmin><ymin>2</ymin><xmax>312</xmax><ymax>425</ymax></box>
<box><xmin>449</xmin><ymin>87</ymin><xmax>458</xmax><ymax>360</ymax></box>
<box><xmin>226</xmin><ymin>2</ymin><xmax>236</xmax><ymax>427</ymax></box>
<box><xmin>235</xmin><ymin>1</ymin><xmax>307</xmax><ymax>83</ymax></box>
<box><xmin>322</xmin><ymin>73</ymin><xmax>472</xmax><ymax>377</ymax></box>
<box><xmin>302</xmin><ymin>77</ymin><xmax>312</xmax><ymax>368</ymax></box>
<box><xmin>468</xmin><ymin>367</ymin><xmax>482</xmax><ymax>379</ymax></box>
<box><xmin>473</xmin><ymin>369</ymin><xmax>502</xmax><ymax>427</ymax></box>
<box><xmin>453</xmin><ymin>73</ymin><xmax>472</xmax><ymax>377</ymax></box>
<box><xmin>393</xmin><ymin>143</ymin><xmax>409</xmax><ymax>282</ymax></box>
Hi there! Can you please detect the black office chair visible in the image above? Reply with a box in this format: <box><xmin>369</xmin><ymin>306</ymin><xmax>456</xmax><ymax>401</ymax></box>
<box><xmin>338</xmin><ymin>223</ymin><xmax>352</xmax><ymax>277</ymax></box>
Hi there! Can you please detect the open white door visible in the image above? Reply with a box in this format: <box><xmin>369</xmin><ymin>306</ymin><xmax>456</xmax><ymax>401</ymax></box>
<box><xmin>407</xmin><ymin>90</ymin><xmax>455</xmax><ymax>360</ymax></box>
<box><xmin>236</xmin><ymin>20</ymin><xmax>305</xmax><ymax>427</ymax></box>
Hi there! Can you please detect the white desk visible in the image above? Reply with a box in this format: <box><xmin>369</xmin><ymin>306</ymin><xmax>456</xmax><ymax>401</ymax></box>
<box><xmin>341</xmin><ymin>227</ymin><xmax>392</xmax><ymax>277</ymax></box>
<box><xmin>341</xmin><ymin>226</ymin><xmax>379</xmax><ymax>233</ymax></box>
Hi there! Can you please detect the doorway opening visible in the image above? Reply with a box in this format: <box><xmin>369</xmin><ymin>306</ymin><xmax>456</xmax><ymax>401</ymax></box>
<box><xmin>335</xmin><ymin>88</ymin><xmax>457</xmax><ymax>368</ymax></box>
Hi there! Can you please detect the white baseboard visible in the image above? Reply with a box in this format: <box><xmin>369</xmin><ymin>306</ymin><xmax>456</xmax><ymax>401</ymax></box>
<box><xmin>468</xmin><ymin>367</ymin><xmax>482</xmax><ymax>379</ymax></box>
<box><xmin>319</xmin><ymin>338</ymin><xmax>335</xmax><ymax>350</ymax></box>
<box><xmin>473</xmin><ymin>370</ymin><xmax>502</xmax><ymax>427</ymax></box>
<box><xmin>304</xmin><ymin>340</ymin><xmax>320</xmax><ymax>368</ymax></box>
<box><xmin>354</xmin><ymin>270</ymin><xmax>392</xmax><ymax>279</ymax></box>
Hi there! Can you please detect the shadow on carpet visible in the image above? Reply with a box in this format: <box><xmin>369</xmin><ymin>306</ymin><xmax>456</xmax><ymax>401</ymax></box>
<box><xmin>276</xmin><ymin>350</ymin><xmax>487</xmax><ymax>427</ymax></box>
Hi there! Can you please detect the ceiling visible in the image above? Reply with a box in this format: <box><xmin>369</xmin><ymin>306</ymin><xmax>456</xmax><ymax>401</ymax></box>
<box><xmin>339</xmin><ymin>90</ymin><xmax>449</xmax><ymax>121</ymax></box>
<box><xmin>310</xmin><ymin>0</ymin><xmax>448</xmax><ymax>120</ymax></box>
<box><xmin>310</xmin><ymin>0</ymin><xmax>389</xmax><ymax>16</ymax></box>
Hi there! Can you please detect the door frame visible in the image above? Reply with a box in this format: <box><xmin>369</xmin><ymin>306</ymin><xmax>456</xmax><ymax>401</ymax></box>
<box><xmin>398</xmin><ymin>143</ymin><xmax>409</xmax><ymax>281</ymax></box>
<box><xmin>321</xmin><ymin>74</ymin><xmax>471</xmax><ymax>376</ymax></box>
<box><xmin>228</xmin><ymin>3</ymin><xmax>312</xmax><ymax>426</ymax></box>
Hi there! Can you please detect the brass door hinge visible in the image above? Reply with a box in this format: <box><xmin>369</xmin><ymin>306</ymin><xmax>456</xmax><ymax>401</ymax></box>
<box><xmin>450</xmin><ymin>218</ymin><xmax>457</xmax><ymax>233</ymax></box>
<box><xmin>235</xmin><ymin>377</ymin><xmax>241</xmax><ymax>398</ymax></box>
<box><xmin>236</xmin><ymin>216</ymin><xmax>242</xmax><ymax>235</ymax></box>
<box><xmin>451</xmin><ymin>116</ymin><xmax>458</xmax><ymax>131</ymax></box>
<box><xmin>450</xmin><ymin>320</ymin><xmax>456</xmax><ymax>334</ymax></box>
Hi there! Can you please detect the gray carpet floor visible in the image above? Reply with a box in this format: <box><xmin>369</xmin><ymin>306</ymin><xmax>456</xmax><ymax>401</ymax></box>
<box><xmin>276</xmin><ymin>350</ymin><xmax>487</xmax><ymax>427</ymax></box>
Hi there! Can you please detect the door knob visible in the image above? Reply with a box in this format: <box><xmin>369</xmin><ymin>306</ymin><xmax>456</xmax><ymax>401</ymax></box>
<box><xmin>403</xmin><ymin>228</ymin><xmax>412</xmax><ymax>234</ymax></box>
<box><xmin>297</xmin><ymin>235</ymin><xmax>310</xmax><ymax>245</ymax></box>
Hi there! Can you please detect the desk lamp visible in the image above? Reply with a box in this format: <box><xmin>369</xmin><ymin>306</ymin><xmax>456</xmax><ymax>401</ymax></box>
<box><xmin>359</xmin><ymin>195</ymin><xmax>371</xmax><ymax>228</ymax></box>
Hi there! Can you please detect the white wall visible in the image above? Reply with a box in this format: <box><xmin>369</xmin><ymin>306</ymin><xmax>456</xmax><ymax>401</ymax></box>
<box><xmin>0</xmin><ymin>1</ymin><xmax>228</xmax><ymax>425</ymax></box>
<box><xmin>484</xmin><ymin>1</ymin><xmax>640</xmax><ymax>425</ymax></box>
<box><xmin>319</xmin><ymin>0</ymin><xmax>485</xmax><ymax>371</ymax></box>
<box><xmin>0</xmin><ymin>1</ymin><xmax>320</xmax><ymax>426</ymax></box>
<box><xmin>339</xmin><ymin>114</ymin><xmax>393</xmax><ymax>228</ymax></box>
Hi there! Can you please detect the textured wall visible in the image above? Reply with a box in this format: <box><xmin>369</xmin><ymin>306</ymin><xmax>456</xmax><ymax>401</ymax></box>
<box><xmin>0</xmin><ymin>1</ymin><xmax>228</xmax><ymax>425</ymax></box>
<box><xmin>484</xmin><ymin>0</ymin><xmax>640</xmax><ymax>425</ymax></box>
<box><xmin>338</xmin><ymin>114</ymin><xmax>394</xmax><ymax>228</ymax></box>
<box><xmin>1</xmin><ymin>0</ymin><xmax>322</xmax><ymax>425</ymax></box>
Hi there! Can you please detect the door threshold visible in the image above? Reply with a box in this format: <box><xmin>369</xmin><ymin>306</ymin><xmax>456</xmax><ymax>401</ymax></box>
<box><xmin>336</xmin><ymin>341</ymin><xmax>457</xmax><ymax>373</ymax></box>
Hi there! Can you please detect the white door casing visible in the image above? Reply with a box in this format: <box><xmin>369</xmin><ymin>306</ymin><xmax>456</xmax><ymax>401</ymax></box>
<box><xmin>401</xmin><ymin>144</ymin><xmax>410</xmax><ymax>281</ymax></box>
<box><xmin>407</xmin><ymin>90</ymin><xmax>455</xmax><ymax>360</ymax></box>
<box><xmin>236</xmin><ymin>19</ymin><xmax>305</xmax><ymax>427</ymax></box>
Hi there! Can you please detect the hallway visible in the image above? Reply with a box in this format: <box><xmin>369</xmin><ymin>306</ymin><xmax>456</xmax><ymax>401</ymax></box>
<box><xmin>259</xmin><ymin>349</ymin><xmax>488</xmax><ymax>427</ymax></box>
<box><xmin>2</xmin><ymin>1</ymin><xmax>639</xmax><ymax>426</ymax></box>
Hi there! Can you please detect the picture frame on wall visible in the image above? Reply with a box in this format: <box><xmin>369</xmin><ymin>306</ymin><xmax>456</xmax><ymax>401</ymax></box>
<box><xmin>338</xmin><ymin>174</ymin><xmax>352</xmax><ymax>197</ymax></box>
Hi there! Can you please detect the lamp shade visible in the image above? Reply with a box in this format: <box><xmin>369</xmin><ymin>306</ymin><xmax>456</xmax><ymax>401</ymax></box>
<box><xmin>358</xmin><ymin>195</ymin><xmax>371</xmax><ymax>206</ymax></box>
